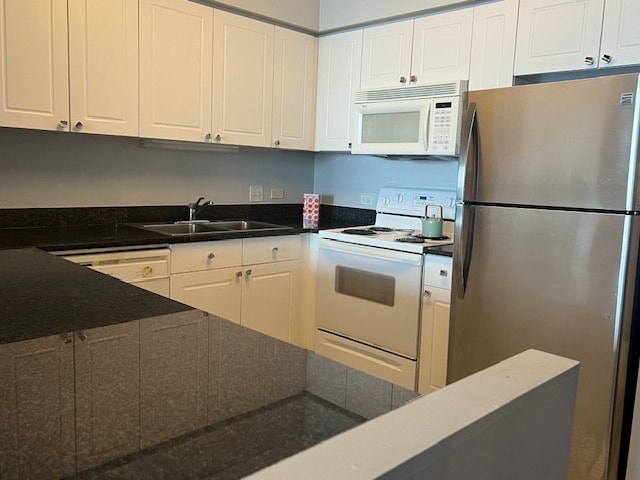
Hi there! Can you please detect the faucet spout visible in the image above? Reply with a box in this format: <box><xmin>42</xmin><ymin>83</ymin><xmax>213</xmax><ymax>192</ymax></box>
<box><xmin>188</xmin><ymin>197</ymin><xmax>214</xmax><ymax>221</ymax></box>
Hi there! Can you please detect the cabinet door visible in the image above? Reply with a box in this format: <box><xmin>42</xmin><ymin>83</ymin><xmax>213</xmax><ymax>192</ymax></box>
<box><xmin>170</xmin><ymin>268</ymin><xmax>243</xmax><ymax>324</ymax></box>
<box><xmin>514</xmin><ymin>0</ymin><xmax>605</xmax><ymax>75</ymax></box>
<box><xmin>0</xmin><ymin>0</ymin><xmax>69</xmax><ymax>132</ymax></box>
<box><xmin>140</xmin><ymin>311</ymin><xmax>208</xmax><ymax>448</ymax></box>
<box><xmin>68</xmin><ymin>0</ymin><xmax>138</xmax><ymax>136</ymax></box>
<box><xmin>418</xmin><ymin>286</ymin><xmax>451</xmax><ymax>395</ymax></box>
<box><xmin>599</xmin><ymin>0</ymin><xmax>640</xmax><ymax>67</ymax></box>
<box><xmin>272</xmin><ymin>27</ymin><xmax>317</xmax><ymax>151</ymax></box>
<box><xmin>75</xmin><ymin>321</ymin><xmax>140</xmax><ymax>472</ymax></box>
<box><xmin>411</xmin><ymin>9</ymin><xmax>473</xmax><ymax>83</ymax></box>
<box><xmin>241</xmin><ymin>259</ymin><xmax>300</xmax><ymax>343</ymax></box>
<box><xmin>213</xmin><ymin>10</ymin><xmax>274</xmax><ymax>147</ymax></box>
<box><xmin>360</xmin><ymin>20</ymin><xmax>413</xmax><ymax>88</ymax></box>
<box><xmin>0</xmin><ymin>335</ymin><xmax>75</xmax><ymax>479</ymax></box>
<box><xmin>315</xmin><ymin>29</ymin><xmax>363</xmax><ymax>151</ymax></box>
<box><xmin>469</xmin><ymin>0</ymin><xmax>518</xmax><ymax>90</ymax></box>
<box><xmin>139</xmin><ymin>0</ymin><xmax>213</xmax><ymax>142</ymax></box>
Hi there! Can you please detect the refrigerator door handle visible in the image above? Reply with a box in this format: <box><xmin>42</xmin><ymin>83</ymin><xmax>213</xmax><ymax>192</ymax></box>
<box><xmin>455</xmin><ymin>102</ymin><xmax>478</xmax><ymax>298</ymax></box>
<box><xmin>457</xmin><ymin>102</ymin><xmax>478</xmax><ymax>203</ymax></box>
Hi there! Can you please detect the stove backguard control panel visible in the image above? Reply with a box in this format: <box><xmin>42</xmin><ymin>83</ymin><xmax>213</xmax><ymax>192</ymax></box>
<box><xmin>377</xmin><ymin>187</ymin><xmax>456</xmax><ymax>220</ymax></box>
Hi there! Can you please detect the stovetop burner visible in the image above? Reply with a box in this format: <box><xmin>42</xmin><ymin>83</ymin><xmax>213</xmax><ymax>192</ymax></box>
<box><xmin>412</xmin><ymin>234</ymin><xmax>450</xmax><ymax>241</ymax></box>
<box><xmin>395</xmin><ymin>236</ymin><xmax>425</xmax><ymax>243</ymax></box>
<box><xmin>369</xmin><ymin>226</ymin><xmax>394</xmax><ymax>232</ymax></box>
<box><xmin>341</xmin><ymin>228</ymin><xmax>377</xmax><ymax>236</ymax></box>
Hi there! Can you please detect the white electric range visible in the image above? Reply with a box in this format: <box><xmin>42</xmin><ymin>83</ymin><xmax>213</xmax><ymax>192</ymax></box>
<box><xmin>317</xmin><ymin>187</ymin><xmax>456</xmax><ymax>253</ymax></box>
<box><xmin>315</xmin><ymin>187</ymin><xmax>456</xmax><ymax>389</ymax></box>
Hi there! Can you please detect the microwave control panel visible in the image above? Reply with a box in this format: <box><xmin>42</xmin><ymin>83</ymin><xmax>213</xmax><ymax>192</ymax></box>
<box><xmin>427</xmin><ymin>97</ymin><xmax>461</xmax><ymax>156</ymax></box>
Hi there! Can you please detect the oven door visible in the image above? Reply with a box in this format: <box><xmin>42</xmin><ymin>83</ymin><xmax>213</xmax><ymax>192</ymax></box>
<box><xmin>316</xmin><ymin>238</ymin><xmax>423</xmax><ymax>358</ymax></box>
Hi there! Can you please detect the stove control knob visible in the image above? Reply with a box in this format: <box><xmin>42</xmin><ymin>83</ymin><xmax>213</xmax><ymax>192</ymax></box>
<box><xmin>383</xmin><ymin>196</ymin><xmax>391</xmax><ymax>206</ymax></box>
<box><xmin>396</xmin><ymin>194</ymin><xmax>403</xmax><ymax>204</ymax></box>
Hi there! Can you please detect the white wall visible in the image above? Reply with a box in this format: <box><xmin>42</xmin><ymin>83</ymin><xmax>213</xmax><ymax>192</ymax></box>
<box><xmin>0</xmin><ymin>128</ymin><xmax>314</xmax><ymax>208</ymax></box>
<box><xmin>313</xmin><ymin>152</ymin><xmax>459</xmax><ymax>207</ymax></box>
<box><xmin>204</xmin><ymin>0</ymin><xmax>320</xmax><ymax>31</ymax></box>
<box><xmin>319</xmin><ymin>0</ymin><xmax>474</xmax><ymax>31</ymax></box>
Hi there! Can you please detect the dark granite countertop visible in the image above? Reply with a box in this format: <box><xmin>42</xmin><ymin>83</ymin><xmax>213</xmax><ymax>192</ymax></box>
<box><xmin>0</xmin><ymin>248</ymin><xmax>192</xmax><ymax>345</ymax></box>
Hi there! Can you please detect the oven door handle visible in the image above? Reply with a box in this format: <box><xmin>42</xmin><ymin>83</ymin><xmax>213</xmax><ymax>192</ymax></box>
<box><xmin>318</xmin><ymin>238</ymin><xmax>423</xmax><ymax>266</ymax></box>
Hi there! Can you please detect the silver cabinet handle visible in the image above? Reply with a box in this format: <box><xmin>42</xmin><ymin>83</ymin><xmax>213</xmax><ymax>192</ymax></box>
<box><xmin>207</xmin><ymin>252</ymin><xmax>215</xmax><ymax>260</ymax></box>
<box><xmin>205</xmin><ymin>133</ymin><xmax>212</xmax><ymax>140</ymax></box>
<box><xmin>410</xmin><ymin>75</ymin><xmax>417</xmax><ymax>83</ymax></box>
<box><xmin>215</xmin><ymin>134</ymin><xmax>222</xmax><ymax>142</ymax></box>
<box><xmin>439</xmin><ymin>269</ymin><xmax>448</xmax><ymax>277</ymax></box>
<box><xmin>236</xmin><ymin>271</ymin><xmax>243</xmax><ymax>278</ymax></box>
<box><xmin>75</xmin><ymin>121</ymin><xmax>83</xmax><ymax>130</ymax></box>
<box><xmin>78</xmin><ymin>331</ymin><xmax>88</xmax><ymax>342</ymax></box>
<box><xmin>245</xmin><ymin>269</ymin><xmax>252</xmax><ymax>276</ymax></box>
<box><xmin>601</xmin><ymin>54</ymin><xmax>612</xmax><ymax>64</ymax></box>
<box><xmin>584</xmin><ymin>56</ymin><xmax>595</xmax><ymax>65</ymax></box>
<box><xmin>272</xmin><ymin>247</ymin><xmax>279</xmax><ymax>255</ymax></box>
<box><xmin>424</xmin><ymin>290</ymin><xmax>432</xmax><ymax>298</ymax></box>
<box><xmin>400</xmin><ymin>76</ymin><xmax>407</xmax><ymax>84</ymax></box>
<box><xmin>58</xmin><ymin>120</ymin><xmax>68</xmax><ymax>128</ymax></box>
<box><xmin>274</xmin><ymin>139</ymin><xmax>280</xmax><ymax>147</ymax></box>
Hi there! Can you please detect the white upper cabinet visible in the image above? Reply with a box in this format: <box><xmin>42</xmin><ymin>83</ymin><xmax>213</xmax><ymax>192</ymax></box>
<box><xmin>411</xmin><ymin>9</ymin><xmax>474</xmax><ymax>84</ymax></box>
<box><xmin>514</xmin><ymin>0</ymin><xmax>606</xmax><ymax>74</ymax></box>
<box><xmin>599</xmin><ymin>0</ymin><xmax>640</xmax><ymax>67</ymax></box>
<box><xmin>315</xmin><ymin>29</ymin><xmax>363</xmax><ymax>151</ymax></box>
<box><xmin>139</xmin><ymin>0</ymin><xmax>213</xmax><ymax>142</ymax></box>
<box><xmin>0</xmin><ymin>0</ymin><xmax>69</xmax><ymax>132</ymax></box>
<box><xmin>68</xmin><ymin>0</ymin><xmax>138</xmax><ymax>136</ymax></box>
<box><xmin>0</xmin><ymin>0</ymin><xmax>138</xmax><ymax>136</ymax></box>
<box><xmin>360</xmin><ymin>10</ymin><xmax>473</xmax><ymax>89</ymax></box>
<box><xmin>213</xmin><ymin>10</ymin><xmax>274</xmax><ymax>148</ymax></box>
<box><xmin>469</xmin><ymin>0</ymin><xmax>519</xmax><ymax>90</ymax></box>
<box><xmin>272</xmin><ymin>27</ymin><xmax>318</xmax><ymax>151</ymax></box>
<box><xmin>361</xmin><ymin>20</ymin><xmax>414</xmax><ymax>88</ymax></box>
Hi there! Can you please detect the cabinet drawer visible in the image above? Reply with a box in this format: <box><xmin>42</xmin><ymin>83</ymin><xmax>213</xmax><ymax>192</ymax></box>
<box><xmin>171</xmin><ymin>240</ymin><xmax>242</xmax><ymax>273</ymax></box>
<box><xmin>242</xmin><ymin>235</ymin><xmax>301</xmax><ymax>264</ymax></box>
<box><xmin>424</xmin><ymin>254</ymin><xmax>452</xmax><ymax>290</ymax></box>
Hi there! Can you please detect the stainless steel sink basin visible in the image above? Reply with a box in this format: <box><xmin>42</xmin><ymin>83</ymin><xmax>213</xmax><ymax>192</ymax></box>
<box><xmin>127</xmin><ymin>220</ymin><xmax>292</xmax><ymax>236</ymax></box>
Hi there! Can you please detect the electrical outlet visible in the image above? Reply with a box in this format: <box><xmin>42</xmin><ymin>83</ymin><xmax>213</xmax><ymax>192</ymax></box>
<box><xmin>360</xmin><ymin>194</ymin><xmax>374</xmax><ymax>205</ymax></box>
<box><xmin>249</xmin><ymin>185</ymin><xmax>264</xmax><ymax>202</ymax></box>
<box><xmin>270</xmin><ymin>188</ymin><xmax>284</xmax><ymax>199</ymax></box>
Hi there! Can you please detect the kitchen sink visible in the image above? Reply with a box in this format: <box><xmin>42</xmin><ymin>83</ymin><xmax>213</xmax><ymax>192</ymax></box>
<box><xmin>127</xmin><ymin>220</ymin><xmax>292</xmax><ymax>236</ymax></box>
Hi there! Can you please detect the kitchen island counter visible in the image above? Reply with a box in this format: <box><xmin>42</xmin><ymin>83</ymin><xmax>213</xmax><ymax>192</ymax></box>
<box><xmin>0</xmin><ymin>248</ymin><xmax>192</xmax><ymax>345</ymax></box>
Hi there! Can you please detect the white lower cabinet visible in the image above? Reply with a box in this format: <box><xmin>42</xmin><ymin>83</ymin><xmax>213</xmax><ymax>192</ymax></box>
<box><xmin>418</xmin><ymin>255</ymin><xmax>453</xmax><ymax>395</ymax></box>
<box><xmin>139</xmin><ymin>311</ymin><xmax>208</xmax><ymax>449</ymax></box>
<box><xmin>170</xmin><ymin>236</ymin><xmax>301</xmax><ymax>344</ymax></box>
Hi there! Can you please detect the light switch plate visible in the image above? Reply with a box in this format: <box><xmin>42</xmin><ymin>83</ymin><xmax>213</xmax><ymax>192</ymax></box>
<box><xmin>270</xmin><ymin>188</ymin><xmax>284</xmax><ymax>199</ymax></box>
<box><xmin>250</xmin><ymin>185</ymin><xmax>264</xmax><ymax>202</ymax></box>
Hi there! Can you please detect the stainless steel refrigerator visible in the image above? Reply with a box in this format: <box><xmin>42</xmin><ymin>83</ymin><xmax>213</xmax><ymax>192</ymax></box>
<box><xmin>450</xmin><ymin>73</ymin><xmax>640</xmax><ymax>480</ymax></box>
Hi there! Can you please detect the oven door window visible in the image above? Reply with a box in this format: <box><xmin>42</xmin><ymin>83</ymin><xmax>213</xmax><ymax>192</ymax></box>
<box><xmin>335</xmin><ymin>266</ymin><xmax>394</xmax><ymax>306</ymax></box>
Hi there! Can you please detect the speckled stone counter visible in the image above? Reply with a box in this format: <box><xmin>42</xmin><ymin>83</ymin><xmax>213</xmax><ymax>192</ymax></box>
<box><xmin>0</xmin><ymin>248</ymin><xmax>192</xmax><ymax>344</ymax></box>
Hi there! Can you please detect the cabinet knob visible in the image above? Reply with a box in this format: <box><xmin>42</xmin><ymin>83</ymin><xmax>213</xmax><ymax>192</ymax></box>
<box><xmin>400</xmin><ymin>76</ymin><xmax>407</xmax><ymax>84</ymax></box>
<box><xmin>78</xmin><ymin>331</ymin><xmax>88</xmax><ymax>342</ymax></box>
<box><xmin>272</xmin><ymin>247</ymin><xmax>279</xmax><ymax>255</ymax></box>
<box><xmin>601</xmin><ymin>54</ymin><xmax>612</xmax><ymax>64</ymax></box>
<box><xmin>410</xmin><ymin>75</ymin><xmax>417</xmax><ymax>83</ymax></box>
<box><xmin>274</xmin><ymin>139</ymin><xmax>280</xmax><ymax>147</ymax></box>
<box><xmin>348</xmin><ymin>142</ymin><xmax>352</xmax><ymax>149</ymax></box>
<box><xmin>246</xmin><ymin>269</ymin><xmax>252</xmax><ymax>276</ymax></box>
<box><xmin>584</xmin><ymin>56</ymin><xmax>595</xmax><ymax>65</ymax></box>
<box><xmin>215</xmin><ymin>134</ymin><xmax>222</xmax><ymax>142</ymax></box>
<box><xmin>142</xmin><ymin>266</ymin><xmax>153</xmax><ymax>277</ymax></box>
<box><xmin>439</xmin><ymin>269</ymin><xmax>448</xmax><ymax>277</ymax></box>
<box><xmin>207</xmin><ymin>252</ymin><xmax>215</xmax><ymax>260</ymax></box>
<box><xmin>423</xmin><ymin>290</ymin><xmax>432</xmax><ymax>298</ymax></box>
<box><xmin>61</xmin><ymin>333</ymin><xmax>72</xmax><ymax>344</ymax></box>
<box><xmin>205</xmin><ymin>133</ymin><xmax>212</xmax><ymax>140</ymax></box>
<box><xmin>58</xmin><ymin>120</ymin><xmax>68</xmax><ymax>128</ymax></box>
<box><xmin>236</xmin><ymin>271</ymin><xmax>243</xmax><ymax>278</ymax></box>
<box><xmin>74</xmin><ymin>121</ymin><xmax>84</xmax><ymax>130</ymax></box>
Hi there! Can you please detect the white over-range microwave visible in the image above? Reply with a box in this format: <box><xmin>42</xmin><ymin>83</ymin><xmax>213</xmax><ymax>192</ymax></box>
<box><xmin>351</xmin><ymin>80</ymin><xmax>467</xmax><ymax>157</ymax></box>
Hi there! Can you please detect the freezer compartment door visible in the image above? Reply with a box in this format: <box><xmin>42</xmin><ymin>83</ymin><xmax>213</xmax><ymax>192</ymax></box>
<box><xmin>464</xmin><ymin>74</ymin><xmax>640</xmax><ymax>211</ymax></box>
<box><xmin>449</xmin><ymin>204</ymin><xmax>636</xmax><ymax>480</ymax></box>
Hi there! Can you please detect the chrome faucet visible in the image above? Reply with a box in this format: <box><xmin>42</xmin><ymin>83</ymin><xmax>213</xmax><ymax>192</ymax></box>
<box><xmin>188</xmin><ymin>197</ymin><xmax>214</xmax><ymax>221</ymax></box>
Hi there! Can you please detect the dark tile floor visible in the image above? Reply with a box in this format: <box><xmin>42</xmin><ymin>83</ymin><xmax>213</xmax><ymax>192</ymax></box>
<box><xmin>70</xmin><ymin>392</ymin><xmax>366</xmax><ymax>480</ymax></box>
